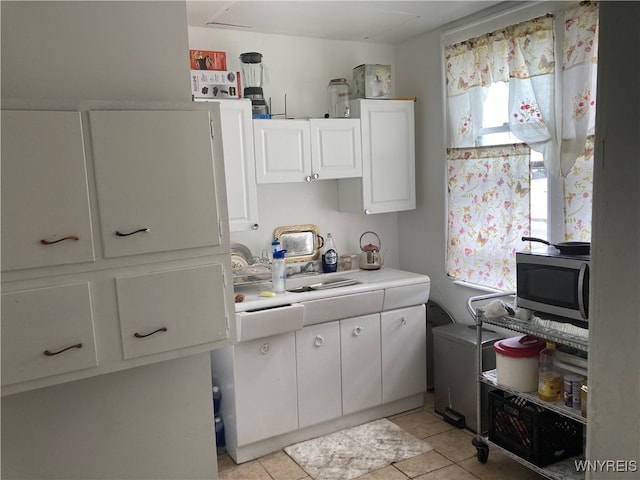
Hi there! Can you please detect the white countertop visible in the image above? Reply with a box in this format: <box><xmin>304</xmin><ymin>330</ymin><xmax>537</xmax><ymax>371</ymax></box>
<box><xmin>233</xmin><ymin>267</ymin><xmax>430</xmax><ymax>313</ymax></box>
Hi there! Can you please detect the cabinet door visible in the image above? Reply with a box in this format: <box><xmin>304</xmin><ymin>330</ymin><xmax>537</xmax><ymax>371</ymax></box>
<box><xmin>254</xmin><ymin>119</ymin><xmax>312</xmax><ymax>183</ymax></box>
<box><xmin>89</xmin><ymin>110</ymin><xmax>222</xmax><ymax>258</ymax></box>
<box><xmin>217</xmin><ymin>100</ymin><xmax>260</xmax><ymax>232</ymax></box>
<box><xmin>338</xmin><ymin>100</ymin><xmax>416</xmax><ymax>214</ymax></box>
<box><xmin>1</xmin><ymin>110</ymin><xmax>95</xmax><ymax>271</ymax></box>
<box><xmin>234</xmin><ymin>333</ymin><xmax>298</xmax><ymax>445</ymax></box>
<box><xmin>1</xmin><ymin>282</ymin><xmax>98</xmax><ymax>386</ymax></box>
<box><xmin>381</xmin><ymin>305</ymin><xmax>426</xmax><ymax>404</ymax></box>
<box><xmin>309</xmin><ymin>119</ymin><xmax>362</xmax><ymax>179</ymax></box>
<box><xmin>340</xmin><ymin>313</ymin><xmax>382</xmax><ymax>415</ymax></box>
<box><xmin>296</xmin><ymin>321</ymin><xmax>342</xmax><ymax>428</ymax></box>
<box><xmin>115</xmin><ymin>263</ymin><xmax>229</xmax><ymax>359</ymax></box>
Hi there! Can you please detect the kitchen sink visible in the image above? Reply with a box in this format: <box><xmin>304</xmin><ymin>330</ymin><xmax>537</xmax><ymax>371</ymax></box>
<box><xmin>287</xmin><ymin>277</ymin><xmax>358</xmax><ymax>293</ymax></box>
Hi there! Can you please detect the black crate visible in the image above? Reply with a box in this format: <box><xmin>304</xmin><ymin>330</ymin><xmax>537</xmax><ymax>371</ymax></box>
<box><xmin>488</xmin><ymin>389</ymin><xmax>583</xmax><ymax>467</ymax></box>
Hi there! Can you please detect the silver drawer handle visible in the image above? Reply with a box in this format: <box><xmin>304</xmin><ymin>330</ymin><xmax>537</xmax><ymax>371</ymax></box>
<box><xmin>353</xmin><ymin>326</ymin><xmax>362</xmax><ymax>336</ymax></box>
<box><xmin>261</xmin><ymin>343</ymin><xmax>271</xmax><ymax>354</ymax></box>
<box><xmin>314</xmin><ymin>335</ymin><xmax>324</xmax><ymax>347</ymax></box>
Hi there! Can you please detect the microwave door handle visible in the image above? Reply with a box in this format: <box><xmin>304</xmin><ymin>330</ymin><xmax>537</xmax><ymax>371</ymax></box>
<box><xmin>578</xmin><ymin>263</ymin><xmax>588</xmax><ymax>320</ymax></box>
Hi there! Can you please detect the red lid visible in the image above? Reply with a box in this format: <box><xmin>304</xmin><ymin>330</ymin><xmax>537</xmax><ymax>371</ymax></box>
<box><xmin>493</xmin><ymin>335</ymin><xmax>546</xmax><ymax>358</ymax></box>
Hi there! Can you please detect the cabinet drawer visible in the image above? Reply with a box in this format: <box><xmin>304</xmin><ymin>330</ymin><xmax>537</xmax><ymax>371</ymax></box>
<box><xmin>1</xmin><ymin>282</ymin><xmax>98</xmax><ymax>386</ymax></box>
<box><xmin>303</xmin><ymin>290</ymin><xmax>384</xmax><ymax>326</ymax></box>
<box><xmin>383</xmin><ymin>283</ymin><xmax>430</xmax><ymax>311</ymax></box>
<box><xmin>116</xmin><ymin>264</ymin><xmax>229</xmax><ymax>359</ymax></box>
<box><xmin>237</xmin><ymin>303</ymin><xmax>304</xmax><ymax>342</ymax></box>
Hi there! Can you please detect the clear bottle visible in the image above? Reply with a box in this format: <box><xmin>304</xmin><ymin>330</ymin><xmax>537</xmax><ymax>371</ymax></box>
<box><xmin>538</xmin><ymin>341</ymin><xmax>562</xmax><ymax>402</ymax></box>
<box><xmin>327</xmin><ymin>78</ymin><xmax>351</xmax><ymax>118</ymax></box>
<box><xmin>212</xmin><ymin>385</ymin><xmax>221</xmax><ymax>415</ymax></box>
<box><xmin>271</xmin><ymin>249</ymin><xmax>287</xmax><ymax>293</ymax></box>
<box><xmin>214</xmin><ymin>416</ymin><xmax>226</xmax><ymax>455</ymax></box>
<box><xmin>322</xmin><ymin>233</ymin><xmax>338</xmax><ymax>273</ymax></box>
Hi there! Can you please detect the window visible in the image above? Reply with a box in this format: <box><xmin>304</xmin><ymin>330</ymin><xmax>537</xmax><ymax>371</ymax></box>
<box><xmin>445</xmin><ymin>2</ymin><xmax>598</xmax><ymax>291</ymax></box>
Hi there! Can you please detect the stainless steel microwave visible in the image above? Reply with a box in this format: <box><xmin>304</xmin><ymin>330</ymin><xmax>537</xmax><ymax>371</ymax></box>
<box><xmin>516</xmin><ymin>248</ymin><xmax>590</xmax><ymax>322</ymax></box>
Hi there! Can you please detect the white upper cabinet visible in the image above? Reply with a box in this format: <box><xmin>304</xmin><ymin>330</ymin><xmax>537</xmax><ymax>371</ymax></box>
<box><xmin>1</xmin><ymin>110</ymin><xmax>96</xmax><ymax>271</ymax></box>
<box><xmin>338</xmin><ymin>100</ymin><xmax>416</xmax><ymax>214</ymax></box>
<box><xmin>309</xmin><ymin>119</ymin><xmax>362</xmax><ymax>179</ymax></box>
<box><xmin>254</xmin><ymin>118</ymin><xmax>361</xmax><ymax>183</ymax></box>
<box><xmin>89</xmin><ymin>110</ymin><xmax>223</xmax><ymax>258</ymax></box>
<box><xmin>254</xmin><ymin>119</ymin><xmax>311</xmax><ymax>183</ymax></box>
<box><xmin>216</xmin><ymin>100</ymin><xmax>260</xmax><ymax>232</ymax></box>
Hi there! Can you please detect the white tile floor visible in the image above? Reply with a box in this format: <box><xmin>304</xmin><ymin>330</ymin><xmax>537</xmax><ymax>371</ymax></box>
<box><xmin>216</xmin><ymin>392</ymin><xmax>547</xmax><ymax>480</ymax></box>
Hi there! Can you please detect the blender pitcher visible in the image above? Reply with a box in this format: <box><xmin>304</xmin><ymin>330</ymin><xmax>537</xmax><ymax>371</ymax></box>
<box><xmin>240</xmin><ymin>52</ymin><xmax>268</xmax><ymax>116</ymax></box>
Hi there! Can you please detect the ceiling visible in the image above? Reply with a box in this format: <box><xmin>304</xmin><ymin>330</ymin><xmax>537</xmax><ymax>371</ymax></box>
<box><xmin>186</xmin><ymin>1</ymin><xmax>503</xmax><ymax>44</ymax></box>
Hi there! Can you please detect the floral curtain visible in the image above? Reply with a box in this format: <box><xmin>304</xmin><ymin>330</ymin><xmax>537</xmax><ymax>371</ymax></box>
<box><xmin>446</xmin><ymin>144</ymin><xmax>531</xmax><ymax>290</ymax></box>
<box><xmin>560</xmin><ymin>2</ymin><xmax>599</xmax><ymax>177</ymax></box>
<box><xmin>507</xmin><ymin>15</ymin><xmax>558</xmax><ymax>176</ymax></box>
<box><xmin>445</xmin><ymin>15</ymin><xmax>559</xmax><ymax>174</ymax></box>
<box><xmin>446</xmin><ymin>5</ymin><xmax>599</xmax><ymax>178</ymax></box>
<box><xmin>564</xmin><ymin>136</ymin><xmax>594</xmax><ymax>241</ymax></box>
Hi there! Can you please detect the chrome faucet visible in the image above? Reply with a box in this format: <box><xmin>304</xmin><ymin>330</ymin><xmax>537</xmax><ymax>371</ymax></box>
<box><xmin>300</xmin><ymin>261</ymin><xmax>319</xmax><ymax>274</ymax></box>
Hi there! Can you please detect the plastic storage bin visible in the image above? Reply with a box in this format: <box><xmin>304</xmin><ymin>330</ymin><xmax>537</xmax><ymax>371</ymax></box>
<box><xmin>493</xmin><ymin>335</ymin><xmax>546</xmax><ymax>392</ymax></box>
<box><xmin>488</xmin><ymin>389</ymin><xmax>583</xmax><ymax>467</ymax></box>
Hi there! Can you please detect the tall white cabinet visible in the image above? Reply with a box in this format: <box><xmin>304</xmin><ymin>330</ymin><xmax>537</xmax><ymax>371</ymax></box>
<box><xmin>1</xmin><ymin>105</ymin><xmax>235</xmax><ymax>396</ymax></box>
<box><xmin>338</xmin><ymin>99</ymin><xmax>416</xmax><ymax>214</ymax></box>
<box><xmin>216</xmin><ymin>99</ymin><xmax>260</xmax><ymax>232</ymax></box>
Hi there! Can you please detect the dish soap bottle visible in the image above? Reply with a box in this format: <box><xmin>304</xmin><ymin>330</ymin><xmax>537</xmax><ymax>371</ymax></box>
<box><xmin>538</xmin><ymin>341</ymin><xmax>562</xmax><ymax>402</ymax></box>
<box><xmin>271</xmin><ymin>249</ymin><xmax>287</xmax><ymax>293</ymax></box>
<box><xmin>322</xmin><ymin>233</ymin><xmax>338</xmax><ymax>273</ymax></box>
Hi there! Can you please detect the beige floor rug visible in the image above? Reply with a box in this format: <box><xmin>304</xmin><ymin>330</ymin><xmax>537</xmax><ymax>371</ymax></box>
<box><xmin>284</xmin><ymin>418</ymin><xmax>433</xmax><ymax>480</ymax></box>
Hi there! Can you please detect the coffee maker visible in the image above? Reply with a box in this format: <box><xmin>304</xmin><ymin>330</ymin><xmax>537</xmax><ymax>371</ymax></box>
<box><xmin>240</xmin><ymin>52</ymin><xmax>269</xmax><ymax>117</ymax></box>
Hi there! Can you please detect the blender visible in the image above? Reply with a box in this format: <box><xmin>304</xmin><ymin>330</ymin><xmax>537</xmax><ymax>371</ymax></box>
<box><xmin>240</xmin><ymin>52</ymin><xmax>269</xmax><ymax>117</ymax></box>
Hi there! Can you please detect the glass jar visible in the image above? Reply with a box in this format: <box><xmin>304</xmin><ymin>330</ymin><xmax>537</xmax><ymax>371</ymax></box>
<box><xmin>327</xmin><ymin>78</ymin><xmax>351</xmax><ymax>118</ymax></box>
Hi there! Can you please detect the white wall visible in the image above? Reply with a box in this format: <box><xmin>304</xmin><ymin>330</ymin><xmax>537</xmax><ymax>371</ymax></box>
<box><xmin>1</xmin><ymin>2</ymin><xmax>217</xmax><ymax>478</ymax></box>
<box><xmin>588</xmin><ymin>2</ymin><xmax>640</xmax><ymax>476</ymax></box>
<box><xmin>189</xmin><ymin>27</ymin><xmax>403</xmax><ymax>265</ymax></box>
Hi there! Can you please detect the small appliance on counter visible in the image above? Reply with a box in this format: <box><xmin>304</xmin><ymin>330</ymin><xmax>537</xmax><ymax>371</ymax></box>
<box><xmin>240</xmin><ymin>52</ymin><xmax>270</xmax><ymax>118</ymax></box>
<box><xmin>359</xmin><ymin>231</ymin><xmax>383</xmax><ymax>270</ymax></box>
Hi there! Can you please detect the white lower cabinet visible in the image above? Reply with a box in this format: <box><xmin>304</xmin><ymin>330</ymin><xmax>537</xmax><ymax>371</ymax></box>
<box><xmin>340</xmin><ymin>313</ymin><xmax>382</xmax><ymax>415</ymax></box>
<box><xmin>234</xmin><ymin>332</ymin><xmax>298</xmax><ymax>446</ymax></box>
<box><xmin>381</xmin><ymin>305</ymin><xmax>427</xmax><ymax>404</ymax></box>
<box><xmin>296</xmin><ymin>321</ymin><xmax>342</xmax><ymax>428</ymax></box>
<box><xmin>211</xmin><ymin>282</ymin><xmax>429</xmax><ymax>463</ymax></box>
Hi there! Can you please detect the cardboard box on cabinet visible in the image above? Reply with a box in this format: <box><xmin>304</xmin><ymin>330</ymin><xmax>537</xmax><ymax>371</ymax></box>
<box><xmin>189</xmin><ymin>50</ymin><xmax>227</xmax><ymax>70</ymax></box>
<box><xmin>191</xmin><ymin>70</ymin><xmax>241</xmax><ymax>99</ymax></box>
<box><xmin>352</xmin><ymin>64</ymin><xmax>392</xmax><ymax>99</ymax></box>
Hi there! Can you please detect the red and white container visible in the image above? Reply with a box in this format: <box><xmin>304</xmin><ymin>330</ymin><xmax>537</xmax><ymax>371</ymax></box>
<box><xmin>493</xmin><ymin>335</ymin><xmax>546</xmax><ymax>392</ymax></box>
